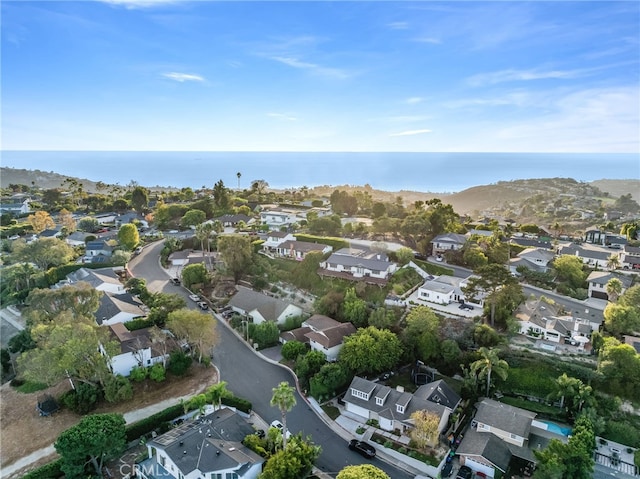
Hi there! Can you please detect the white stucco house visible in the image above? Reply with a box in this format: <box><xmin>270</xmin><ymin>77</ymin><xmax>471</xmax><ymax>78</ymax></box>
<box><xmin>319</xmin><ymin>247</ymin><xmax>398</xmax><ymax>285</ymax></box>
<box><xmin>101</xmin><ymin>324</ymin><xmax>166</xmax><ymax>377</ymax></box>
<box><xmin>228</xmin><ymin>286</ymin><xmax>303</xmax><ymax>325</ymax></box>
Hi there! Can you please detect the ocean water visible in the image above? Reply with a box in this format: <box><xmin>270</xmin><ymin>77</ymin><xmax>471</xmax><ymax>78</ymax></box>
<box><xmin>1</xmin><ymin>151</ymin><xmax>637</xmax><ymax>193</ymax></box>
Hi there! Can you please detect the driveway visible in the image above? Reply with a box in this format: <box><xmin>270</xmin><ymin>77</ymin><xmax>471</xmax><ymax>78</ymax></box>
<box><xmin>128</xmin><ymin>241</ymin><xmax>416</xmax><ymax>478</ymax></box>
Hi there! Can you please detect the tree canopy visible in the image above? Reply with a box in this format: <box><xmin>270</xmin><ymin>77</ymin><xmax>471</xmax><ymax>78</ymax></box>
<box><xmin>166</xmin><ymin>308</ymin><xmax>217</xmax><ymax>363</ymax></box>
<box><xmin>339</xmin><ymin>326</ymin><xmax>402</xmax><ymax>375</ymax></box>
<box><xmin>337</xmin><ymin>464</ymin><xmax>390</xmax><ymax>479</ymax></box>
<box><xmin>118</xmin><ymin>223</ymin><xmax>139</xmax><ymax>251</ymax></box>
<box><xmin>55</xmin><ymin>413</ymin><xmax>127</xmax><ymax>478</ymax></box>
<box><xmin>270</xmin><ymin>381</ymin><xmax>297</xmax><ymax>449</ymax></box>
<box><xmin>218</xmin><ymin>234</ymin><xmax>253</xmax><ymax>283</ymax></box>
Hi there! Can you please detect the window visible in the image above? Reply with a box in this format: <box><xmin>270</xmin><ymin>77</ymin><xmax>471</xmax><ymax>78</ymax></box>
<box><xmin>226</xmin><ymin>474</ymin><xmax>238</xmax><ymax>479</ymax></box>
<box><xmin>396</xmin><ymin>404</ymin><xmax>405</xmax><ymax>414</ymax></box>
<box><xmin>351</xmin><ymin>388</ymin><xmax>369</xmax><ymax>400</ymax></box>
<box><xmin>159</xmin><ymin>455</ymin><xmax>165</xmax><ymax>467</ymax></box>
<box><xmin>376</xmin><ymin>397</ymin><xmax>384</xmax><ymax>406</ymax></box>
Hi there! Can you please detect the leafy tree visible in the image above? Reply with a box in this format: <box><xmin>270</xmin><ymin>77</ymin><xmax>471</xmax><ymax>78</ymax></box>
<box><xmin>417</xmin><ymin>330</ymin><xmax>440</xmax><ymax>362</ymax></box>
<box><xmin>125</xmin><ymin>277</ymin><xmax>150</xmax><ymax>302</ymax></box>
<box><xmin>248</xmin><ymin>321</ymin><xmax>281</xmax><ymax>348</ymax></box>
<box><xmin>607</xmin><ymin>254</ymin><xmax>621</xmax><ymax>271</ymax></box>
<box><xmin>314</xmin><ymin>290</ymin><xmax>344</xmax><ymax>318</ymax></box>
<box><xmin>218</xmin><ymin>234</ymin><xmax>253</xmax><ymax>283</ymax></box>
<box><xmin>342</xmin><ymin>288</ymin><xmax>368</xmax><ymax>327</ymax></box>
<box><xmin>11</xmin><ymin>237</ymin><xmax>75</xmax><ymax>270</ymax></box>
<box><xmin>27</xmin><ymin>210</ymin><xmax>55</xmax><ymax>234</ymax></box>
<box><xmin>24</xmin><ymin>283</ymin><xmax>102</xmax><ymax>324</ymax></box>
<box><xmin>103</xmin><ymin>374</ymin><xmax>133</xmax><ymax>403</ymax></box>
<box><xmin>620</xmin><ymin>284</ymin><xmax>640</xmax><ymax>308</ymax></box>
<box><xmin>368</xmin><ymin>307</ymin><xmax>396</xmax><ymax>329</ymax></box>
<box><xmin>410</xmin><ymin>410</ymin><xmax>440</xmax><ymax>449</ymax></box>
<box><xmin>77</xmin><ymin>217</ymin><xmax>99</xmax><ymax>233</ymax></box>
<box><xmin>130</xmin><ymin>186</ymin><xmax>149</xmax><ymax>212</ymax></box>
<box><xmin>470</xmin><ymin>347</ymin><xmax>509</xmax><ymax>396</ymax></box>
<box><xmin>147</xmin><ymin>292</ymin><xmax>186</xmax><ymax>326</ymax></box>
<box><xmin>55</xmin><ymin>413</ymin><xmax>126</xmax><ymax>478</ymax></box>
<box><xmin>604</xmin><ymin>303</ymin><xmax>640</xmax><ymax>336</ymax></box>
<box><xmin>440</xmin><ymin>339</ymin><xmax>461</xmax><ymax>363</ymax></box>
<box><xmin>168</xmin><ymin>349</ymin><xmax>192</xmax><ymax>376</ymax></box>
<box><xmin>118</xmin><ymin>223</ymin><xmax>139</xmax><ymax>251</ymax></box>
<box><xmin>213</xmin><ymin>179</ymin><xmax>230</xmax><ymax>211</ymax></box>
<box><xmin>270</xmin><ymin>381</ymin><xmax>297</xmax><ymax>449</ymax></box>
<box><xmin>337</xmin><ymin>464</ymin><xmax>390</xmax><ymax>479</ymax></box>
<box><xmin>463</xmin><ymin>246</ymin><xmax>489</xmax><ymax>269</ymax></box>
<box><xmin>473</xmin><ymin>324</ymin><xmax>502</xmax><ymax>348</ymax></box>
<box><xmin>553</xmin><ymin>255</ymin><xmax>587</xmax><ymax>289</ymax></box>
<box><xmin>59</xmin><ymin>208</ymin><xmax>76</xmax><ymax>233</ymax></box>
<box><xmin>149</xmin><ymin>363</ymin><xmax>166</xmax><ymax>382</ymax></box>
<box><xmin>462</xmin><ymin>264</ymin><xmax>520</xmax><ymax>327</ymax></box>
<box><xmin>309</xmin><ymin>362</ymin><xmax>352</xmax><ymax>399</ymax></box>
<box><xmin>181</xmin><ymin>209</ymin><xmax>206</xmax><ymax>228</ymax></box>
<box><xmin>597</xmin><ymin>338</ymin><xmax>640</xmax><ymax>399</ymax></box>
<box><xmin>181</xmin><ymin>263</ymin><xmax>207</xmax><ymax>289</ymax></box>
<box><xmin>281</xmin><ymin>341</ymin><xmax>308</xmax><ymax>361</ymax></box>
<box><xmin>17</xmin><ymin>313</ymin><xmax>117</xmax><ymax>388</ymax></box>
<box><xmin>166</xmin><ymin>308</ymin><xmax>217</xmax><ymax>363</ymax></box>
<box><xmin>402</xmin><ymin>306</ymin><xmax>440</xmax><ymax>357</ymax></box>
<box><xmin>339</xmin><ymin>327</ymin><xmax>402</xmax><ymax>375</ymax></box>
<box><xmin>8</xmin><ymin>329</ymin><xmax>35</xmax><ymax>353</ymax></box>
<box><xmin>259</xmin><ymin>436</ymin><xmax>321</xmax><ymax>479</ymax></box>
<box><xmin>129</xmin><ymin>365</ymin><xmax>147</xmax><ymax>382</ymax></box>
<box><xmin>548</xmin><ymin>374</ymin><xmax>594</xmax><ymax>420</ymax></box>
<box><xmin>60</xmin><ymin>382</ymin><xmax>100</xmax><ymax>414</ymax></box>
<box><xmin>295</xmin><ymin>350</ymin><xmax>326</xmax><ymax>390</ymax></box>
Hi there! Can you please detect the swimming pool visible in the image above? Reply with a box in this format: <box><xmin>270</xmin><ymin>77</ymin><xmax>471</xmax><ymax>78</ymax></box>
<box><xmin>534</xmin><ymin>419</ymin><xmax>572</xmax><ymax>437</ymax></box>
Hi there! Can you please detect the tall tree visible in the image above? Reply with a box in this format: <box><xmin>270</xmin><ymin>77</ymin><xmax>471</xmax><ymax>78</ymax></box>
<box><xmin>606</xmin><ymin>278</ymin><xmax>623</xmax><ymax>302</ymax></box>
<box><xmin>27</xmin><ymin>210</ymin><xmax>56</xmax><ymax>234</ymax></box>
<box><xmin>410</xmin><ymin>410</ymin><xmax>440</xmax><ymax>449</ymax></box>
<box><xmin>553</xmin><ymin>255</ymin><xmax>587</xmax><ymax>289</ymax></box>
<box><xmin>181</xmin><ymin>209</ymin><xmax>206</xmax><ymax>228</ymax></box>
<box><xmin>55</xmin><ymin>413</ymin><xmax>126</xmax><ymax>478</ymax></box>
<box><xmin>607</xmin><ymin>253</ymin><xmax>621</xmax><ymax>271</ymax></box>
<box><xmin>342</xmin><ymin>288</ymin><xmax>368</xmax><ymax>327</ymax></box>
<box><xmin>213</xmin><ymin>180</ymin><xmax>230</xmax><ymax>211</ymax></box>
<box><xmin>462</xmin><ymin>264</ymin><xmax>520</xmax><ymax>327</ymax></box>
<box><xmin>25</xmin><ymin>283</ymin><xmax>102</xmax><ymax>324</ymax></box>
<box><xmin>217</xmin><ymin>234</ymin><xmax>253</xmax><ymax>283</ymax></box>
<box><xmin>130</xmin><ymin>186</ymin><xmax>149</xmax><ymax>212</ymax></box>
<box><xmin>11</xmin><ymin>237</ymin><xmax>75</xmax><ymax>270</ymax></box>
<box><xmin>206</xmin><ymin>381</ymin><xmax>231</xmax><ymax>410</ymax></box>
<box><xmin>59</xmin><ymin>208</ymin><xmax>76</xmax><ymax>233</ymax></box>
<box><xmin>166</xmin><ymin>308</ymin><xmax>217</xmax><ymax>363</ymax></box>
<box><xmin>118</xmin><ymin>223</ymin><xmax>139</xmax><ymax>251</ymax></box>
<box><xmin>339</xmin><ymin>327</ymin><xmax>402</xmax><ymax>375</ymax></box>
<box><xmin>270</xmin><ymin>381</ymin><xmax>297</xmax><ymax>449</ymax></box>
<box><xmin>470</xmin><ymin>347</ymin><xmax>509</xmax><ymax>397</ymax></box>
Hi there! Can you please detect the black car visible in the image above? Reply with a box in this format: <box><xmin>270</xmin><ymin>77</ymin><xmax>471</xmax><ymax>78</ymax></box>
<box><xmin>456</xmin><ymin>465</ymin><xmax>473</xmax><ymax>479</ymax></box>
<box><xmin>171</xmin><ymin>277</ymin><xmax>181</xmax><ymax>285</ymax></box>
<box><xmin>441</xmin><ymin>462</ymin><xmax>453</xmax><ymax>477</ymax></box>
<box><xmin>348</xmin><ymin>439</ymin><xmax>376</xmax><ymax>459</ymax></box>
<box><xmin>459</xmin><ymin>303</ymin><xmax>474</xmax><ymax>310</ymax></box>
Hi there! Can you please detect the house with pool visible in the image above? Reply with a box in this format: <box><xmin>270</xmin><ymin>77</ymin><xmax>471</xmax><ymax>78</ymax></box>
<box><xmin>456</xmin><ymin>399</ymin><xmax>571</xmax><ymax>478</ymax></box>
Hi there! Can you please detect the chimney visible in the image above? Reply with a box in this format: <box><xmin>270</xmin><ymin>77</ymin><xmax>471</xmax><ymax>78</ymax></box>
<box><xmin>396</xmin><ymin>385</ymin><xmax>404</xmax><ymax>393</ymax></box>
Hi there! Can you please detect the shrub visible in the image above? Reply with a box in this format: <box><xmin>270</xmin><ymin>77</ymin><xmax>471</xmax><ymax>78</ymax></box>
<box><xmin>21</xmin><ymin>459</ymin><xmax>63</xmax><ymax>479</ymax></box>
<box><xmin>125</xmin><ymin>318</ymin><xmax>155</xmax><ymax>331</ymax></box>
<box><xmin>149</xmin><ymin>363</ymin><xmax>166</xmax><ymax>382</ymax></box>
<box><xmin>59</xmin><ymin>382</ymin><xmax>100</xmax><ymax>414</ymax></box>
<box><xmin>168</xmin><ymin>350</ymin><xmax>192</xmax><ymax>376</ymax></box>
<box><xmin>221</xmin><ymin>395</ymin><xmax>252</xmax><ymax>414</ymax></box>
<box><xmin>603</xmin><ymin>420</ymin><xmax>640</xmax><ymax>448</ymax></box>
<box><xmin>130</xmin><ymin>366</ymin><xmax>148</xmax><ymax>382</ymax></box>
<box><xmin>125</xmin><ymin>404</ymin><xmax>184</xmax><ymax>442</ymax></box>
<box><xmin>281</xmin><ymin>341</ymin><xmax>308</xmax><ymax>361</ymax></box>
<box><xmin>104</xmin><ymin>375</ymin><xmax>134</xmax><ymax>403</ymax></box>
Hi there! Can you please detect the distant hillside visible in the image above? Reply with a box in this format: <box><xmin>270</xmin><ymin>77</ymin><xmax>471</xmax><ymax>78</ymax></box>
<box><xmin>1</xmin><ymin>167</ymin><xmax>638</xmax><ymax>221</ymax></box>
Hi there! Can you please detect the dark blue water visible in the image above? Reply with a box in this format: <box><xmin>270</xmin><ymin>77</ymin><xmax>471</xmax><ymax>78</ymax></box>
<box><xmin>1</xmin><ymin>151</ymin><xmax>637</xmax><ymax>193</ymax></box>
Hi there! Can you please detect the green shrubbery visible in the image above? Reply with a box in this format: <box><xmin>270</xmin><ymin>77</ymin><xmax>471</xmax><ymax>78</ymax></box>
<box><xmin>21</xmin><ymin>459</ymin><xmax>63</xmax><ymax>479</ymax></box>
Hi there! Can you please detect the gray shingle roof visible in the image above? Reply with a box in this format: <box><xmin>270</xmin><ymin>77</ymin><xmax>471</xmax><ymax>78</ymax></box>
<box><xmin>414</xmin><ymin>380</ymin><xmax>461</xmax><ymax>410</ymax></box>
<box><xmin>456</xmin><ymin>427</ymin><xmax>512</xmax><ymax>472</ymax></box>
<box><xmin>475</xmin><ymin>399</ymin><xmax>536</xmax><ymax>439</ymax></box>
<box><xmin>95</xmin><ymin>292</ymin><xmax>146</xmax><ymax>325</ymax></box>
<box><xmin>324</xmin><ymin>252</ymin><xmax>392</xmax><ymax>271</ymax></box>
<box><xmin>229</xmin><ymin>287</ymin><xmax>295</xmax><ymax>322</ymax></box>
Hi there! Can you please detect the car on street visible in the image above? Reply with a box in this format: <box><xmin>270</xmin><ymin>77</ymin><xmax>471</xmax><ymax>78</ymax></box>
<box><xmin>456</xmin><ymin>465</ymin><xmax>473</xmax><ymax>479</ymax></box>
<box><xmin>270</xmin><ymin>420</ymin><xmax>292</xmax><ymax>439</ymax></box>
<box><xmin>459</xmin><ymin>303</ymin><xmax>474</xmax><ymax>310</ymax></box>
<box><xmin>348</xmin><ymin>439</ymin><xmax>376</xmax><ymax>459</ymax></box>
<box><xmin>171</xmin><ymin>277</ymin><xmax>180</xmax><ymax>285</ymax></box>
<box><xmin>189</xmin><ymin>294</ymin><xmax>200</xmax><ymax>302</ymax></box>
<box><xmin>197</xmin><ymin>301</ymin><xmax>209</xmax><ymax>310</ymax></box>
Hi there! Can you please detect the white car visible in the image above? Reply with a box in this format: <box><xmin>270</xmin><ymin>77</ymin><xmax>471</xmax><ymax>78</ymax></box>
<box><xmin>270</xmin><ymin>420</ymin><xmax>292</xmax><ymax>439</ymax></box>
<box><xmin>189</xmin><ymin>294</ymin><xmax>200</xmax><ymax>302</ymax></box>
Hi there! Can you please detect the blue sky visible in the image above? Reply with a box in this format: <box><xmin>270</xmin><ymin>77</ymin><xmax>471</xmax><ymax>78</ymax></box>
<box><xmin>2</xmin><ymin>0</ymin><xmax>639</xmax><ymax>153</ymax></box>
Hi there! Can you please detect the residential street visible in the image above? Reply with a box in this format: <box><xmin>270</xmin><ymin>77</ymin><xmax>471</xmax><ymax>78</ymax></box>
<box><xmin>128</xmin><ymin>241</ymin><xmax>416</xmax><ymax>479</ymax></box>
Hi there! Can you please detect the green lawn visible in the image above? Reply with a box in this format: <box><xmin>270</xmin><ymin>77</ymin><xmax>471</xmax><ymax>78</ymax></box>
<box><xmin>321</xmin><ymin>404</ymin><xmax>340</xmax><ymax>421</ymax></box>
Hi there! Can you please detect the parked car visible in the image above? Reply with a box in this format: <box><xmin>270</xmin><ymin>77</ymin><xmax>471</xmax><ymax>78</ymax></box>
<box><xmin>171</xmin><ymin>277</ymin><xmax>181</xmax><ymax>285</ymax></box>
<box><xmin>270</xmin><ymin>420</ymin><xmax>292</xmax><ymax>439</ymax></box>
<box><xmin>459</xmin><ymin>303</ymin><xmax>474</xmax><ymax>310</ymax></box>
<box><xmin>348</xmin><ymin>439</ymin><xmax>376</xmax><ymax>459</ymax></box>
<box><xmin>188</xmin><ymin>294</ymin><xmax>200</xmax><ymax>302</ymax></box>
<box><xmin>441</xmin><ymin>462</ymin><xmax>453</xmax><ymax>477</ymax></box>
<box><xmin>253</xmin><ymin>429</ymin><xmax>265</xmax><ymax>438</ymax></box>
<box><xmin>456</xmin><ymin>465</ymin><xmax>473</xmax><ymax>479</ymax></box>
<box><xmin>197</xmin><ymin>301</ymin><xmax>209</xmax><ymax>310</ymax></box>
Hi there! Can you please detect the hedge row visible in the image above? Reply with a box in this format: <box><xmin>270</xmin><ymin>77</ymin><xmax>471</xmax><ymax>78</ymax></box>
<box><xmin>221</xmin><ymin>395</ymin><xmax>252</xmax><ymax>414</ymax></box>
<box><xmin>294</xmin><ymin>234</ymin><xmax>348</xmax><ymax>251</ymax></box>
<box><xmin>125</xmin><ymin>403</ymin><xmax>184</xmax><ymax>442</ymax></box>
<box><xmin>21</xmin><ymin>459</ymin><xmax>63</xmax><ymax>479</ymax></box>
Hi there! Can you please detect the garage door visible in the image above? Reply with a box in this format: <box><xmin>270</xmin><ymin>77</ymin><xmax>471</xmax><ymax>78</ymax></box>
<box><xmin>591</xmin><ymin>291</ymin><xmax>608</xmax><ymax>300</ymax></box>
<box><xmin>464</xmin><ymin>458</ymin><xmax>495</xmax><ymax>478</ymax></box>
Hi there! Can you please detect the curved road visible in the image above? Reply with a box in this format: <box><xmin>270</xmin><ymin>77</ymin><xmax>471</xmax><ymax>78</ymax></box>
<box><xmin>129</xmin><ymin>241</ymin><xmax>415</xmax><ymax>479</ymax></box>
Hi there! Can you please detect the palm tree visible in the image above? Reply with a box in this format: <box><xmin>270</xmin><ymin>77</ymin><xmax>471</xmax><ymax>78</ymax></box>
<box><xmin>607</xmin><ymin>253</ymin><xmax>621</xmax><ymax>271</ymax></box>
<box><xmin>470</xmin><ymin>347</ymin><xmax>509</xmax><ymax>397</ymax></box>
<box><xmin>606</xmin><ymin>278</ymin><xmax>623</xmax><ymax>302</ymax></box>
<box><xmin>270</xmin><ymin>381</ymin><xmax>296</xmax><ymax>449</ymax></box>
<box><xmin>206</xmin><ymin>381</ymin><xmax>230</xmax><ymax>410</ymax></box>
<box><xmin>236</xmin><ymin>171</ymin><xmax>241</xmax><ymax>189</ymax></box>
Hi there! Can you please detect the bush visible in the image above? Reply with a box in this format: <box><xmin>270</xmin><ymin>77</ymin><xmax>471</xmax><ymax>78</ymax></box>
<box><xmin>281</xmin><ymin>341</ymin><xmax>308</xmax><ymax>361</ymax></box>
<box><xmin>168</xmin><ymin>350</ymin><xmax>192</xmax><ymax>376</ymax></box>
<box><xmin>603</xmin><ymin>420</ymin><xmax>640</xmax><ymax>448</ymax></box>
<box><xmin>294</xmin><ymin>233</ymin><xmax>349</xmax><ymax>251</ymax></box>
<box><xmin>104</xmin><ymin>374</ymin><xmax>133</xmax><ymax>403</ymax></box>
<box><xmin>21</xmin><ymin>459</ymin><xmax>63</xmax><ymax>479</ymax></box>
<box><xmin>149</xmin><ymin>363</ymin><xmax>166</xmax><ymax>382</ymax></box>
<box><xmin>59</xmin><ymin>382</ymin><xmax>100</xmax><ymax>414</ymax></box>
<box><xmin>125</xmin><ymin>318</ymin><xmax>155</xmax><ymax>331</ymax></box>
<box><xmin>130</xmin><ymin>366</ymin><xmax>148</xmax><ymax>382</ymax></box>
<box><xmin>248</xmin><ymin>321</ymin><xmax>280</xmax><ymax>349</ymax></box>
<box><xmin>221</xmin><ymin>395</ymin><xmax>252</xmax><ymax>414</ymax></box>
<box><xmin>125</xmin><ymin>403</ymin><xmax>184</xmax><ymax>442</ymax></box>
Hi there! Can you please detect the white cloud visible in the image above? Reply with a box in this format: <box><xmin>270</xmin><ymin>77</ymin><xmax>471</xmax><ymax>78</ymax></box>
<box><xmin>467</xmin><ymin>68</ymin><xmax>584</xmax><ymax>87</ymax></box>
<box><xmin>161</xmin><ymin>72</ymin><xmax>205</xmax><ymax>82</ymax></box>
<box><xmin>406</xmin><ymin>97</ymin><xmax>425</xmax><ymax>104</ymax></box>
<box><xmin>414</xmin><ymin>37</ymin><xmax>441</xmax><ymax>44</ymax></box>
<box><xmin>388</xmin><ymin>22</ymin><xmax>409</xmax><ymax>30</ymax></box>
<box><xmin>101</xmin><ymin>0</ymin><xmax>179</xmax><ymax>9</ymax></box>
<box><xmin>270</xmin><ymin>56</ymin><xmax>350</xmax><ymax>79</ymax></box>
<box><xmin>389</xmin><ymin>129</ymin><xmax>432</xmax><ymax>137</ymax></box>
<box><xmin>267</xmin><ymin>113</ymin><xmax>298</xmax><ymax>121</ymax></box>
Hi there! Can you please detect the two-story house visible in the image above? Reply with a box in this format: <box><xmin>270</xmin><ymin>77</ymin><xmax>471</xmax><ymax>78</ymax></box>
<box><xmin>557</xmin><ymin>245</ymin><xmax>614</xmax><ymax>270</ymax></box>
<box><xmin>508</xmin><ymin>248</ymin><xmax>555</xmax><ymax>275</ymax></box>
<box><xmin>228</xmin><ymin>286</ymin><xmax>303</xmax><ymax>325</ymax></box>
<box><xmin>416</xmin><ymin>275</ymin><xmax>484</xmax><ymax>307</ymax></box>
<box><xmin>622</xmin><ymin>245</ymin><xmax>640</xmax><ymax>270</ymax></box>
<box><xmin>319</xmin><ymin>248</ymin><xmax>397</xmax><ymax>286</ymax></box>
<box><xmin>135</xmin><ymin>407</ymin><xmax>264</xmax><ymax>479</ymax></box>
<box><xmin>280</xmin><ymin>314</ymin><xmax>356</xmax><ymax>361</ymax></box>
<box><xmin>274</xmin><ymin>240</ymin><xmax>333</xmax><ymax>261</ymax></box>
<box><xmin>456</xmin><ymin>399</ymin><xmax>569</xmax><ymax>478</ymax></box>
<box><xmin>586</xmin><ymin>271</ymin><xmax>633</xmax><ymax>301</ymax></box>
<box><xmin>101</xmin><ymin>324</ymin><xmax>168</xmax><ymax>376</ymax></box>
<box><xmin>343</xmin><ymin>376</ymin><xmax>457</xmax><ymax>441</ymax></box>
